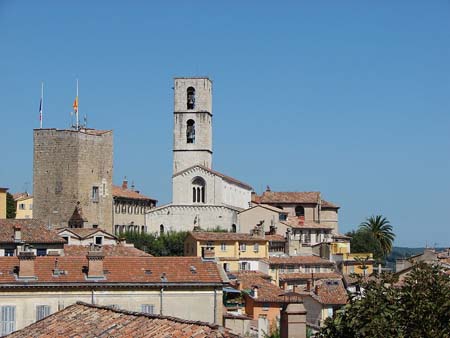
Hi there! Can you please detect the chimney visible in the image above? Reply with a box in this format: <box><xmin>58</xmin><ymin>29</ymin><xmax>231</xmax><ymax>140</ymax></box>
<box><xmin>87</xmin><ymin>250</ymin><xmax>105</xmax><ymax>278</ymax></box>
<box><xmin>314</xmin><ymin>285</ymin><xmax>319</xmax><ymax>295</ymax></box>
<box><xmin>122</xmin><ymin>178</ymin><xmax>128</xmax><ymax>190</ymax></box>
<box><xmin>13</xmin><ymin>224</ymin><xmax>22</xmax><ymax>242</ymax></box>
<box><xmin>252</xmin><ymin>286</ymin><xmax>258</xmax><ymax>299</ymax></box>
<box><xmin>306</xmin><ymin>280</ymin><xmax>311</xmax><ymax>292</ymax></box>
<box><xmin>18</xmin><ymin>251</ymin><xmax>36</xmax><ymax>279</ymax></box>
<box><xmin>280</xmin><ymin>302</ymin><xmax>307</xmax><ymax>338</ymax></box>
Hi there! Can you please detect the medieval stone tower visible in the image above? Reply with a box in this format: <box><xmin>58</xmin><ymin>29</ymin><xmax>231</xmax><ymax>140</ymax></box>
<box><xmin>33</xmin><ymin>128</ymin><xmax>113</xmax><ymax>231</ymax></box>
<box><xmin>173</xmin><ymin>77</ymin><xmax>213</xmax><ymax>174</ymax></box>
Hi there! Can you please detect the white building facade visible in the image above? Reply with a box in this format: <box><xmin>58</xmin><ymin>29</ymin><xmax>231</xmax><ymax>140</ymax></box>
<box><xmin>146</xmin><ymin>77</ymin><xmax>252</xmax><ymax>234</ymax></box>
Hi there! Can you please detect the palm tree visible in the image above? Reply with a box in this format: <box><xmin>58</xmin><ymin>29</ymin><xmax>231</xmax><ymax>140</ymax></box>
<box><xmin>359</xmin><ymin>215</ymin><xmax>395</xmax><ymax>259</ymax></box>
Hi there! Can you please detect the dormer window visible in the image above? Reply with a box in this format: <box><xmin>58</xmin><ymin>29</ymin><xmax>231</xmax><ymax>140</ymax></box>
<box><xmin>186</xmin><ymin>119</ymin><xmax>195</xmax><ymax>144</ymax></box>
<box><xmin>187</xmin><ymin>87</ymin><xmax>195</xmax><ymax>109</ymax></box>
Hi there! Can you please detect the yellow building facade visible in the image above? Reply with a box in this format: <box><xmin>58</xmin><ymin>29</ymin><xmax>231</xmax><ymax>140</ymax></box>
<box><xmin>15</xmin><ymin>195</ymin><xmax>33</xmax><ymax>219</ymax></box>
<box><xmin>184</xmin><ymin>232</ymin><xmax>269</xmax><ymax>272</ymax></box>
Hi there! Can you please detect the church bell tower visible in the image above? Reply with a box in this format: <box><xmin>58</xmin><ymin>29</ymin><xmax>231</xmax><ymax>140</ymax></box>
<box><xmin>173</xmin><ymin>77</ymin><xmax>213</xmax><ymax>175</ymax></box>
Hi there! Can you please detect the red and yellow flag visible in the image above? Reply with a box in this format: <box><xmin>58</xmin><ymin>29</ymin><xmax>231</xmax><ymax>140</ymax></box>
<box><xmin>73</xmin><ymin>96</ymin><xmax>78</xmax><ymax>113</ymax></box>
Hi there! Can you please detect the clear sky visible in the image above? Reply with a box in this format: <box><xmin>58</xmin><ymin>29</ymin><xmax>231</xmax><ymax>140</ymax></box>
<box><xmin>1</xmin><ymin>1</ymin><xmax>449</xmax><ymax>247</ymax></box>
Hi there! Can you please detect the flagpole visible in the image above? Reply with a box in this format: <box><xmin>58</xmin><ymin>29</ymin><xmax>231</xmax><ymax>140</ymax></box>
<box><xmin>40</xmin><ymin>82</ymin><xmax>44</xmax><ymax>129</ymax></box>
<box><xmin>76</xmin><ymin>79</ymin><xmax>79</xmax><ymax>130</ymax></box>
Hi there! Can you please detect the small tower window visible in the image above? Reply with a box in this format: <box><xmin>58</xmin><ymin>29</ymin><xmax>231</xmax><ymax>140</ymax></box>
<box><xmin>160</xmin><ymin>224</ymin><xmax>165</xmax><ymax>236</ymax></box>
<box><xmin>192</xmin><ymin>177</ymin><xmax>206</xmax><ymax>203</ymax></box>
<box><xmin>187</xmin><ymin>87</ymin><xmax>195</xmax><ymax>109</ymax></box>
<box><xmin>186</xmin><ymin>119</ymin><xmax>195</xmax><ymax>144</ymax></box>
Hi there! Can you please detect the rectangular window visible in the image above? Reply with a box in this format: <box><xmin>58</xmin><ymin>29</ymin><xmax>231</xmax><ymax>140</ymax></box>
<box><xmin>279</xmin><ymin>214</ymin><xmax>287</xmax><ymax>221</ymax></box>
<box><xmin>62</xmin><ymin>236</ymin><xmax>69</xmax><ymax>244</ymax></box>
<box><xmin>239</xmin><ymin>243</ymin><xmax>246</xmax><ymax>252</ymax></box>
<box><xmin>37</xmin><ymin>249</ymin><xmax>47</xmax><ymax>256</ymax></box>
<box><xmin>239</xmin><ymin>262</ymin><xmax>249</xmax><ymax>271</ymax></box>
<box><xmin>262</xmin><ymin>303</ymin><xmax>270</xmax><ymax>311</ymax></box>
<box><xmin>206</xmin><ymin>241</ymin><xmax>213</xmax><ymax>248</ymax></box>
<box><xmin>36</xmin><ymin>305</ymin><xmax>51</xmax><ymax>321</ymax></box>
<box><xmin>92</xmin><ymin>186</ymin><xmax>99</xmax><ymax>202</ymax></box>
<box><xmin>253</xmin><ymin>243</ymin><xmax>259</xmax><ymax>253</ymax></box>
<box><xmin>0</xmin><ymin>306</ymin><xmax>15</xmax><ymax>336</ymax></box>
<box><xmin>29</xmin><ymin>204</ymin><xmax>33</xmax><ymax>210</ymax></box>
<box><xmin>95</xmin><ymin>236</ymin><xmax>103</xmax><ymax>245</ymax></box>
<box><xmin>141</xmin><ymin>304</ymin><xmax>155</xmax><ymax>314</ymax></box>
<box><xmin>4</xmin><ymin>249</ymin><xmax>14</xmax><ymax>257</ymax></box>
<box><xmin>221</xmin><ymin>243</ymin><xmax>226</xmax><ymax>251</ymax></box>
<box><xmin>19</xmin><ymin>203</ymin><xmax>25</xmax><ymax>210</ymax></box>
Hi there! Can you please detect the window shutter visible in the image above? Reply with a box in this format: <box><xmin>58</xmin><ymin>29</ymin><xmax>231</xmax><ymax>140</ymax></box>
<box><xmin>36</xmin><ymin>305</ymin><xmax>50</xmax><ymax>321</ymax></box>
<box><xmin>141</xmin><ymin>304</ymin><xmax>154</xmax><ymax>314</ymax></box>
<box><xmin>1</xmin><ymin>306</ymin><xmax>16</xmax><ymax>336</ymax></box>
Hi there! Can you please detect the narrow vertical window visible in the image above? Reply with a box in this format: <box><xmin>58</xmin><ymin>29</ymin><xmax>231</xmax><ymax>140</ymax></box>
<box><xmin>186</xmin><ymin>119</ymin><xmax>195</xmax><ymax>143</ymax></box>
<box><xmin>160</xmin><ymin>224</ymin><xmax>164</xmax><ymax>236</ymax></box>
<box><xmin>187</xmin><ymin>87</ymin><xmax>195</xmax><ymax>109</ymax></box>
<box><xmin>36</xmin><ymin>305</ymin><xmax>51</xmax><ymax>321</ymax></box>
<box><xmin>192</xmin><ymin>177</ymin><xmax>206</xmax><ymax>204</ymax></box>
<box><xmin>0</xmin><ymin>306</ymin><xmax>15</xmax><ymax>336</ymax></box>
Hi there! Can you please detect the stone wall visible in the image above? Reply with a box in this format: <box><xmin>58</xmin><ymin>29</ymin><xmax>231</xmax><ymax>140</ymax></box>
<box><xmin>33</xmin><ymin>129</ymin><xmax>113</xmax><ymax>231</ymax></box>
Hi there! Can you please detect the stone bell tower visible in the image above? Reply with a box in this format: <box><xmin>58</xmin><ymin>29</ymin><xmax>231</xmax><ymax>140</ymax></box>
<box><xmin>173</xmin><ymin>77</ymin><xmax>213</xmax><ymax>175</ymax></box>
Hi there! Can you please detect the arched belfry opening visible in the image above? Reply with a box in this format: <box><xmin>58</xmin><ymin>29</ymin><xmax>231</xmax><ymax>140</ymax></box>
<box><xmin>192</xmin><ymin>177</ymin><xmax>206</xmax><ymax>203</ymax></box>
<box><xmin>187</xmin><ymin>87</ymin><xmax>195</xmax><ymax>110</ymax></box>
<box><xmin>186</xmin><ymin>119</ymin><xmax>195</xmax><ymax>144</ymax></box>
<box><xmin>295</xmin><ymin>206</ymin><xmax>305</xmax><ymax>217</ymax></box>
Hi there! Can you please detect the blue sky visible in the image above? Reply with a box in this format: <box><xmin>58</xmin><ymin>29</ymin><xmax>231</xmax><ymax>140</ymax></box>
<box><xmin>0</xmin><ymin>1</ymin><xmax>449</xmax><ymax>247</ymax></box>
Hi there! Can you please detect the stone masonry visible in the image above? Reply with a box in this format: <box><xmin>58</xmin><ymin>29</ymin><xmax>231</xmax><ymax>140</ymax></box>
<box><xmin>33</xmin><ymin>128</ymin><xmax>113</xmax><ymax>232</ymax></box>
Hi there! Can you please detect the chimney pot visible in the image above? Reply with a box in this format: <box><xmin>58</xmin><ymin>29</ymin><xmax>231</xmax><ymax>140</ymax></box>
<box><xmin>252</xmin><ymin>286</ymin><xmax>259</xmax><ymax>299</ymax></box>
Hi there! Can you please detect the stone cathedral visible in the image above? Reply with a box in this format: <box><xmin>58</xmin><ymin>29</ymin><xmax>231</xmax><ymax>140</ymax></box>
<box><xmin>145</xmin><ymin>77</ymin><xmax>253</xmax><ymax>233</ymax></box>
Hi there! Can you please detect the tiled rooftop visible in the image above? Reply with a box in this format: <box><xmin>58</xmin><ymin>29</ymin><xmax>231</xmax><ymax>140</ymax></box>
<box><xmin>112</xmin><ymin>185</ymin><xmax>157</xmax><ymax>201</ymax></box>
<box><xmin>0</xmin><ymin>219</ymin><xmax>66</xmax><ymax>244</ymax></box>
<box><xmin>58</xmin><ymin>227</ymin><xmax>117</xmax><ymax>239</ymax></box>
<box><xmin>279</xmin><ymin>272</ymin><xmax>342</xmax><ymax>282</ymax></box>
<box><xmin>63</xmin><ymin>244</ymin><xmax>151</xmax><ymax>257</ymax></box>
<box><xmin>233</xmin><ymin>271</ymin><xmax>285</xmax><ymax>303</ymax></box>
<box><xmin>265</xmin><ymin>234</ymin><xmax>286</xmax><ymax>242</ymax></box>
<box><xmin>188</xmin><ymin>231</ymin><xmax>267</xmax><ymax>242</ymax></box>
<box><xmin>306</xmin><ymin>279</ymin><xmax>348</xmax><ymax>305</ymax></box>
<box><xmin>281</xmin><ymin>217</ymin><xmax>334</xmax><ymax>229</ymax></box>
<box><xmin>7</xmin><ymin>302</ymin><xmax>238</xmax><ymax>338</ymax></box>
<box><xmin>259</xmin><ymin>191</ymin><xmax>321</xmax><ymax>204</ymax></box>
<box><xmin>0</xmin><ymin>256</ymin><xmax>222</xmax><ymax>285</ymax></box>
<box><xmin>269</xmin><ymin>255</ymin><xmax>334</xmax><ymax>266</ymax></box>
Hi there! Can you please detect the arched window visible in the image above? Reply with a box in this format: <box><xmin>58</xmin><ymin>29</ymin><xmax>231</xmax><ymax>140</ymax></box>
<box><xmin>187</xmin><ymin>87</ymin><xmax>195</xmax><ymax>109</ymax></box>
<box><xmin>160</xmin><ymin>224</ymin><xmax>165</xmax><ymax>236</ymax></box>
<box><xmin>186</xmin><ymin>119</ymin><xmax>195</xmax><ymax>143</ymax></box>
<box><xmin>295</xmin><ymin>206</ymin><xmax>305</xmax><ymax>217</ymax></box>
<box><xmin>231</xmin><ymin>224</ymin><xmax>237</xmax><ymax>233</ymax></box>
<box><xmin>192</xmin><ymin>177</ymin><xmax>206</xmax><ymax>203</ymax></box>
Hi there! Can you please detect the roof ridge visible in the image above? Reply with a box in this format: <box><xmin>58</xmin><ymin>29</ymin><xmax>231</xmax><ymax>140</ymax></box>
<box><xmin>76</xmin><ymin>301</ymin><xmax>223</xmax><ymax>329</ymax></box>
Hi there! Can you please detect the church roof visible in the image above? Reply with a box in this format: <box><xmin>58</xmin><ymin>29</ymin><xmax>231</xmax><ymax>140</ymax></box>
<box><xmin>173</xmin><ymin>165</ymin><xmax>253</xmax><ymax>190</ymax></box>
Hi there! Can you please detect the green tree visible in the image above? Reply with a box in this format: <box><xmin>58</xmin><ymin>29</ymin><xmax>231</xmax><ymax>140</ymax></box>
<box><xmin>359</xmin><ymin>215</ymin><xmax>395</xmax><ymax>259</ymax></box>
<box><xmin>123</xmin><ymin>231</ymin><xmax>188</xmax><ymax>256</ymax></box>
<box><xmin>317</xmin><ymin>263</ymin><xmax>450</xmax><ymax>338</ymax></box>
<box><xmin>6</xmin><ymin>193</ymin><xmax>16</xmax><ymax>218</ymax></box>
<box><xmin>346</xmin><ymin>229</ymin><xmax>384</xmax><ymax>260</ymax></box>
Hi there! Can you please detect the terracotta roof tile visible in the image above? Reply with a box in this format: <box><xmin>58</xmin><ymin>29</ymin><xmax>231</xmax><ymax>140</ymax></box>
<box><xmin>58</xmin><ymin>227</ymin><xmax>117</xmax><ymax>239</ymax></box>
<box><xmin>63</xmin><ymin>244</ymin><xmax>151</xmax><ymax>257</ymax></box>
<box><xmin>259</xmin><ymin>191</ymin><xmax>321</xmax><ymax>204</ymax></box>
<box><xmin>265</xmin><ymin>234</ymin><xmax>286</xmax><ymax>242</ymax></box>
<box><xmin>0</xmin><ymin>256</ymin><xmax>222</xmax><ymax>284</ymax></box>
<box><xmin>0</xmin><ymin>219</ymin><xmax>65</xmax><ymax>244</ymax></box>
<box><xmin>7</xmin><ymin>302</ymin><xmax>238</xmax><ymax>338</ymax></box>
<box><xmin>112</xmin><ymin>185</ymin><xmax>157</xmax><ymax>201</ymax></box>
<box><xmin>281</xmin><ymin>217</ymin><xmax>334</xmax><ymax>229</ymax></box>
<box><xmin>233</xmin><ymin>272</ymin><xmax>285</xmax><ymax>303</ymax></box>
<box><xmin>269</xmin><ymin>255</ymin><xmax>334</xmax><ymax>266</ymax></box>
<box><xmin>188</xmin><ymin>231</ymin><xmax>267</xmax><ymax>242</ymax></box>
<box><xmin>321</xmin><ymin>199</ymin><xmax>339</xmax><ymax>209</ymax></box>
<box><xmin>279</xmin><ymin>272</ymin><xmax>342</xmax><ymax>282</ymax></box>
<box><xmin>311</xmin><ymin>279</ymin><xmax>348</xmax><ymax>305</ymax></box>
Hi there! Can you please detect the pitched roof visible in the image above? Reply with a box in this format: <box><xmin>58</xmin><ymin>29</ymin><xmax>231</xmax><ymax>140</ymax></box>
<box><xmin>12</xmin><ymin>192</ymin><xmax>32</xmax><ymax>202</ymax></box>
<box><xmin>259</xmin><ymin>191</ymin><xmax>321</xmax><ymax>204</ymax></box>
<box><xmin>269</xmin><ymin>255</ymin><xmax>334</xmax><ymax>266</ymax></box>
<box><xmin>63</xmin><ymin>244</ymin><xmax>151</xmax><ymax>257</ymax></box>
<box><xmin>188</xmin><ymin>231</ymin><xmax>267</xmax><ymax>242</ymax></box>
<box><xmin>173</xmin><ymin>165</ymin><xmax>253</xmax><ymax>190</ymax></box>
<box><xmin>281</xmin><ymin>217</ymin><xmax>334</xmax><ymax>229</ymax></box>
<box><xmin>112</xmin><ymin>185</ymin><xmax>157</xmax><ymax>202</ymax></box>
<box><xmin>233</xmin><ymin>271</ymin><xmax>285</xmax><ymax>303</ymax></box>
<box><xmin>0</xmin><ymin>256</ymin><xmax>222</xmax><ymax>285</ymax></box>
<box><xmin>239</xmin><ymin>204</ymin><xmax>288</xmax><ymax>215</ymax></box>
<box><xmin>321</xmin><ymin>199</ymin><xmax>339</xmax><ymax>209</ymax></box>
<box><xmin>265</xmin><ymin>234</ymin><xmax>286</xmax><ymax>242</ymax></box>
<box><xmin>279</xmin><ymin>272</ymin><xmax>342</xmax><ymax>282</ymax></box>
<box><xmin>7</xmin><ymin>302</ymin><xmax>237</xmax><ymax>338</ymax></box>
<box><xmin>0</xmin><ymin>219</ymin><xmax>65</xmax><ymax>244</ymax></box>
<box><xmin>58</xmin><ymin>227</ymin><xmax>117</xmax><ymax>239</ymax></box>
<box><xmin>307</xmin><ymin>279</ymin><xmax>348</xmax><ymax>305</ymax></box>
